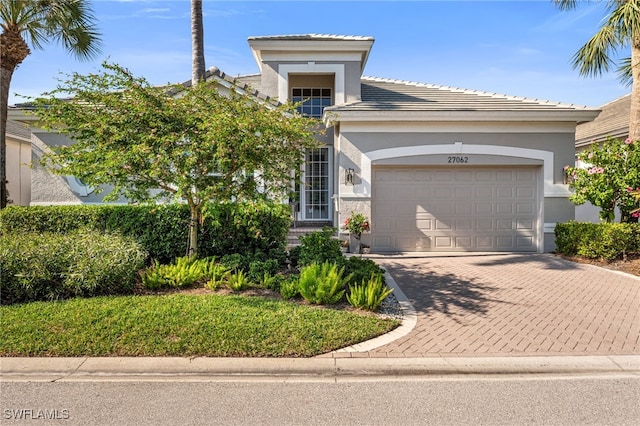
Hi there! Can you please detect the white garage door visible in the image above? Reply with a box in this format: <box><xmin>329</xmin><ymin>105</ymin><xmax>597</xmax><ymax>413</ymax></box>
<box><xmin>372</xmin><ymin>167</ymin><xmax>540</xmax><ymax>252</ymax></box>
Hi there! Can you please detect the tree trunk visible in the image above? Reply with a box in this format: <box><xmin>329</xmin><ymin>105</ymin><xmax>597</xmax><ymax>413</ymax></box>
<box><xmin>187</xmin><ymin>202</ymin><xmax>199</xmax><ymax>258</ymax></box>
<box><xmin>630</xmin><ymin>35</ymin><xmax>640</xmax><ymax>142</ymax></box>
<box><xmin>1</xmin><ymin>29</ymin><xmax>31</xmax><ymax>209</ymax></box>
<box><xmin>190</xmin><ymin>0</ymin><xmax>205</xmax><ymax>86</ymax></box>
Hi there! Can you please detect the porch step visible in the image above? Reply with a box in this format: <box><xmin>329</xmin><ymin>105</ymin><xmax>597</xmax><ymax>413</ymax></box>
<box><xmin>287</xmin><ymin>226</ymin><xmax>335</xmax><ymax>247</ymax></box>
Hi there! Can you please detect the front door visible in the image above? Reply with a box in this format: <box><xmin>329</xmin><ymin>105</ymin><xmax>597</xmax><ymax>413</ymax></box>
<box><xmin>302</xmin><ymin>147</ymin><xmax>331</xmax><ymax>221</ymax></box>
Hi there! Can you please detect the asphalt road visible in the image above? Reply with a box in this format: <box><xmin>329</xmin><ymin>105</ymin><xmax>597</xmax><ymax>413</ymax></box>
<box><xmin>2</xmin><ymin>373</ymin><xmax>638</xmax><ymax>425</ymax></box>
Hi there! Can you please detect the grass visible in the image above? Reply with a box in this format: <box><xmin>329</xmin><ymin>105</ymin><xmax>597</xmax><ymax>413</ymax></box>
<box><xmin>0</xmin><ymin>294</ymin><xmax>399</xmax><ymax>357</ymax></box>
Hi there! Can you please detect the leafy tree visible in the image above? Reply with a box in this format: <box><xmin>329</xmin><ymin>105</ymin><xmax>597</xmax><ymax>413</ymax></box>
<box><xmin>553</xmin><ymin>0</ymin><xmax>640</xmax><ymax>141</ymax></box>
<box><xmin>566</xmin><ymin>137</ymin><xmax>640</xmax><ymax>222</ymax></box>
<box><xmin>0</xmin><ymin>0</ymin><xmax>101</xmax><ymax>209</ymax></box>
<box><xmin>31</xmin><ymin>62</ymin><xmax>320</xmax><ymax>256</ymax></box>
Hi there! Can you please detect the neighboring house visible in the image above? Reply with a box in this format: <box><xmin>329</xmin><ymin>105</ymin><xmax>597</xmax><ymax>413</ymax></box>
<box><xmin>574</xmin><ymin>93</ymin><xmax>630</xmax><ymax>222</ymax></box>
<box><xmin>5</xmin><ymin>120</ymin><xmax>31</xmax><ymax>205</ymax></box>
<box><xmin>5</xmin><ymin>113</ymin><xmax>125</xmax><ymax>205</ymax></box>
<box><xmin>6</xmin><ymin>34</ymin><xmax>599</xmax><ymax>253</ymax></box>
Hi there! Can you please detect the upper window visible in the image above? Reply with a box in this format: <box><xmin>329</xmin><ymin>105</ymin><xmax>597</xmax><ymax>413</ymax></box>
<box><xmin>292</xmin><ymin>88</ymin><xmax>332</xmax><ymax>118</ymax></box>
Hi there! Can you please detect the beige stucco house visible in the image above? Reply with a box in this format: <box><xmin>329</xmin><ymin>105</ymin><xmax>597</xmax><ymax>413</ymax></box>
<box><xmin>240</xmin><ymin>34</ymin><xmax>598</xmax><ymax>253</ymax></box>
<box><xmin>5</xmin><ymin>34</ymin><xmax>600</xmax><ymax>252</ymax></box>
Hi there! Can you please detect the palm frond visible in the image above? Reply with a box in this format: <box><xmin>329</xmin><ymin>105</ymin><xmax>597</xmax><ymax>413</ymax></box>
<box><xmin>553</xmin><ymin>0</ymin><xmax>579</xmax><ymax>11</ymax></box>
<box><xmin>616</xmin><ymin>56</ymin><xmax>633</xmax><ymax>87</ymax></box>
<box><xmin>572</xmin><ymin>25</ymin><xmax>619</xmax><ymax>77</ymax></box>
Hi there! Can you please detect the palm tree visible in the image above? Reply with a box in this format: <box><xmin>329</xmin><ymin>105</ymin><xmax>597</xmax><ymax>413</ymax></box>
<box><xmin>191</xmin><ymin>0</ymin><xmax>205</xmax><ymax>86</ymax></box>
<box><xmin>554</xmin><ymin>0</ymin><xmax>640</xmax><ymax>141</ymax></box>
<box><xmin>0</xmin><ymin>0</ymin><xmax>101</xmax><ymax>208</ymax></box>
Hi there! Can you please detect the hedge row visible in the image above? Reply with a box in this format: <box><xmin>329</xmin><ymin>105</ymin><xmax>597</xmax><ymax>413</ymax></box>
<box><xmin>0</xmin><ymin>230</ymin><xmax>147</xmax><ymax>305</ymax></box>
<box><xmin>555</xmin><ymin>221</ymin><xmax>640</xmax><ymax>261</ymax></box>
<box><xmin>0</xmin><ymin>202</ymin><xmax>291</xmax><ymax>263</ymax></box>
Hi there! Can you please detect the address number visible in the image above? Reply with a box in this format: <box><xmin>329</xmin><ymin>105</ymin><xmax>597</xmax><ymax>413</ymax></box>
<box><xmin>448</xmin><ymin>156</ymin><xmax>469</xmax><ymax>164</ymax></box>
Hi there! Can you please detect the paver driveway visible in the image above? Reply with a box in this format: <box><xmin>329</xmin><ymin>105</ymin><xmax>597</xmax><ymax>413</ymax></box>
<box><xmin>367</xmin><ymin>254</ymin><xmax>639</xmax><ymax>357</ymax></box>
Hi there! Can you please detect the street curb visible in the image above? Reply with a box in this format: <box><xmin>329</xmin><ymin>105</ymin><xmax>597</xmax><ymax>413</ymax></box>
<box><xmin>2</xmin><ymin>355</ymin><xmax>638</xmax><ymax>380</ymax></box>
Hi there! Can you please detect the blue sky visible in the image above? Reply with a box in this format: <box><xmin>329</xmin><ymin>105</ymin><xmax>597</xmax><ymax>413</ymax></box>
<box><xmin>8</xmin><ymin>0</ymin><xmax>631</xmax><ymax>107</ymax></box>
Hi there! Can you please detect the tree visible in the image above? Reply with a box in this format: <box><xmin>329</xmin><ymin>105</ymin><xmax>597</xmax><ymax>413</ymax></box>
<box><xmin>566</xmin><ymin>137</ymin><xmax>640</xmax><ymax>222</ymax></box>
<box><xmin>0</xmin><ymin>0</ymin><xmax>101</xmax><ymax>209</ymax></box>
<box><xmin>31</xmin><ymin>62</ymin><xmax>320</xmax><ymax>256</ymax></box>
<box><xmin>554</xmin><ymin>0</ymin><xmax>640</xmax><ymax>141</ymax></box>
<box><xmin>191</xmin><ymin>0</ymin><xmax>205</xmax><ymax>86</ymax></box>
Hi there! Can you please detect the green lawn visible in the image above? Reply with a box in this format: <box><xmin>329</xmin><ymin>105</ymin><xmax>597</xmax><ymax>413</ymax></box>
<box><xmin>0</xmin><ymin>294</ymin><xmax>398</xmax><ymax>357</ymax></box>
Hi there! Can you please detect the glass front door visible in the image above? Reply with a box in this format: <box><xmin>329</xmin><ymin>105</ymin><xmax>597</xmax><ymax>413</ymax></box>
<box><xmin>303</xmin><ymin>148</ymin><xmax>330</xmax><ymax>220</ymax></box>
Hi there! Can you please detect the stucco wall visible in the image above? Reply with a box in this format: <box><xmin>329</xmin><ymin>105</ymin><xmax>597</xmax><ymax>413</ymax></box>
<box><xmin>6</xmin><ymin>136</ymin><xmax>31</xmax><ymax>206</ymax></box>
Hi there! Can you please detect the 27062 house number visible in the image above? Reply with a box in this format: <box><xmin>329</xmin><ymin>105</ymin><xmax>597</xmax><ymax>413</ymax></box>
<box><xmin>448</xmin><ymin>156</ymin><xmax>469</xmax><ymax>163</ymax></box>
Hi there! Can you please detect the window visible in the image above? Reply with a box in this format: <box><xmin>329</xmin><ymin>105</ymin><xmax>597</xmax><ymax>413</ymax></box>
<box><xmin>291</xmin><ymin>88</ymin><xmax>332</xmax><ymax>118</ymax></box>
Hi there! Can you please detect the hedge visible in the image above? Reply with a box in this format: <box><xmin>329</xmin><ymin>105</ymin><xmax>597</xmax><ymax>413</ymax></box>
<box><xmin>555</xmin><ymin>221</ymin><xmax>640</xmax><ymax>261</ymax></box>
<box><xmin>0</xmin><ymin>230</ymin><xmax>147</xmax><ymax>305</ymax></box>
<box><xmin>0</xmin><ymin>202</ymin><xmax>291</xmax><ymax>263</ymax></box>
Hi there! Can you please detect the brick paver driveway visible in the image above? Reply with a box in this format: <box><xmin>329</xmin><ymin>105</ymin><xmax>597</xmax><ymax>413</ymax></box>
<box><xmin>370</xmin><ymin>254</ymin><xmax>639</xmax><ymax>357</ymax></box>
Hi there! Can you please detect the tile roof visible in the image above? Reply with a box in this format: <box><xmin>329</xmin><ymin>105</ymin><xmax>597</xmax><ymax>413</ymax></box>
<box><xmin>248</xmin><ymin>34</ymin><xmax>374</xmax><ymax>42</ymax></box>
<box><xmin>5</xmin><ymin>120</ymin><xmax>31</xmax><ymax>140</ymax></box>
<box><xmin>330</xmin><ymin>76</ymin><xmax>595</xmax><ymax>113</ymax></box>
<box><xmin>175</xmin><ymin>67</ymin><xmax>277</xmax><ymax>104</ymax></box>
<box><xmin>575</xmin><ymin>93</ymin><xmax>630</xmax><ymax>147</ymax></box>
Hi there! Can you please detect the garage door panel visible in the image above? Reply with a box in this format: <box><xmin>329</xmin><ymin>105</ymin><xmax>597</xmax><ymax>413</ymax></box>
<box><xmin>372</xmin><ymin>166</ymin><xmax>539</xmax><ymax>252</ymax></box>
<box><xmin>496</xmin><ymin>203</ymin><xmax>513</xmax><ymax>214</ymax></box>
<box><xmin>517</xmin><ymin>236</ymin><xmax>535</xmax><ymax>248</ymax></box>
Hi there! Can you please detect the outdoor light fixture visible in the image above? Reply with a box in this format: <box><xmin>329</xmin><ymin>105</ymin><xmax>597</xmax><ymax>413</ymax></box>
<box><xmin>344</xmin><ymin>168</ymin><xmax>355</xmax><ymax>185</ymax></box>
<box><xmin>562</xmin><ymin>166</ymin><xmax>572</xmax><ymax>185</ymax></box>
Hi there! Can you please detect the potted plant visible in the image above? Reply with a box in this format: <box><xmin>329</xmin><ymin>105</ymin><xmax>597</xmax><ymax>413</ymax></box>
<box><xmin>344</xmin><ymin>211</ymin><xmax>370</xmax><ymax>254</ymax></box>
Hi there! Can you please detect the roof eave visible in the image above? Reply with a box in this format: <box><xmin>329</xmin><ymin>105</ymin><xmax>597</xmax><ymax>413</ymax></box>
<box><xmin>323</xmin><ymin>109</ymin><xmax>601</xmax><ymax>127</ymax></box>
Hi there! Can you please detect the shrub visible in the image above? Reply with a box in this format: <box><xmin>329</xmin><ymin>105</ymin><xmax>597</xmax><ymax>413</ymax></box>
<box><xmin>227</xmin><ymin>270</ymin><xmax>251</xmax><ymax>291</ymax></box>
<box><xmin>279</xmin><ymin>276</ymin><xmax>299</xmax><ymax>300</ymax></box>
<box><xmin>347</xmin><ymin>274</ymin><xmax>394</xmax><ymax>312</ymax></box>
<box><xmin>204</xmin><ymin>264</ymin><xmax>231</xmax><ymax>290</ymax></box>
<box><xmin>555</xmin><ymin>221</ymin><xmax>640</xmax><ymax>261</ymax></box>
<box><xmin>0</xmin><ymin>230</ymin><xmax>146</xmax><ymax>304</ymax></box>
<box><xmin>298</xmin><ymin>262</ymin><xmax>351</xmax><ymax>305</ymax></box>
<box><xmin>248</xmin><ymin>259</ymin><xmax>280</xmax><ymax>282</ymax></box>
<box><xmin>0</xmin><ymin>202</ymin><xmax>291</xmax><ymax>263</ymax></box>
<box><xmin>341</xmin><ymin>256</ymin><xmax>386</xmax><ymax>287</ymax></box>
<box><xmin>297</xmin><ymin>227</ymin><xmax>343</xmax><ymax>267</ymax></box>
<box><xmin>141</xmin><ymin>257</ymin><xmax>217</xmax><ymax>289</ymax></box>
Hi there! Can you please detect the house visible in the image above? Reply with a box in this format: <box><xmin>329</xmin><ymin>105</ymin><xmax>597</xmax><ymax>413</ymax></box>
<box><xmin>241</xmin><ymin>34</ymin><xmax>598</xmax><ymax>253</ymax></box>
<box><xmin>5</xmin><ymin>113</ymin><xmax>125</xmax><ymax>206</ymax></box>
<box><xmin>574</xmin><ymin>93</ymin><xmax>631</xmax><ymax>222</ymax></box>
<box><xmin>6</xmin><ymin>34</ymin><xmax>599</xmax><ymax>252</ymax></box>
<box><xmin>4</xmin><ymin>120</ymin><xmax>31</xmax><ymax>205</ymax></box>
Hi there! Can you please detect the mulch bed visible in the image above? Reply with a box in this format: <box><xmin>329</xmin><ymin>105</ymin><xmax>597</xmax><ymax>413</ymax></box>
<box><xmin>557</xmin><ymin>253</ymin><xmax>640</xmax><ymax>277</ymax></box>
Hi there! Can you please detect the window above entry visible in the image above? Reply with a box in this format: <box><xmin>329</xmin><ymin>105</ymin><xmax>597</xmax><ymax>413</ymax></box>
<box><xmin>292</xmin><ymin>88</ymin><xmax>332</xmax><ymax>118</ymax></box>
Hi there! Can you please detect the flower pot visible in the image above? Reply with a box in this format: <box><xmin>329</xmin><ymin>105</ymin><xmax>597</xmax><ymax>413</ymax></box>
<box><xmin>349</xmin><ymin>234</ymin><xmax>361</xmax><ymax>254</ymax></box>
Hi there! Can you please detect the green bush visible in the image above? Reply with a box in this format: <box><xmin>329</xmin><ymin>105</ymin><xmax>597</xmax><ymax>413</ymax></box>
<box><xmin>341</xmin><ymin>256</ymin><xmax>386</xmax><ymax>287</ymax></box>
<box><xmin>279</xmin><ymin>276</ymin><xmax>300</xmax><ymax>300</ymax></box>
<box><xmin>297</xmin><ymin>227</ymin><xmax>343</xmax><ymax>267</ymax></box>
<box><xmin>298</xmin><ymin>261</ymin><xmax>351</xmax><ymax>305</ymax></box>
<box><xmin>141</xmin><ymin>257</ymin><xmax>220</xmax><ymax>289</ymax></box>
<box><xmin>0</xmin><ymin>202</ymin><xmax>291</xmax><ymax>263</ymax></box>
<box><xmin>0</xmin><ymin>231</ymin><xmax>146</xmax><ymax>304</ymax></box>
<box><xmin>227</xmin><ymin>270</ymin><xmax>251</xmax><ymax>291</ymax></box>
<box><xmin>347</xmin><ymin>274</ymin><xmax>394</xmax><ymax>312</ymax></box>
<box><xmin>555</xmin><ymin>221</ymin><xmax>640</xmax><ymax>261</ymax></box>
